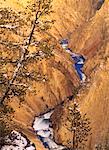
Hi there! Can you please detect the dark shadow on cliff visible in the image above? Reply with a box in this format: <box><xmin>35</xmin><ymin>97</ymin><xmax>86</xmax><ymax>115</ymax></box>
<box><xmin>96</xmin><ymin>0</ymin><xmax>105</xmax><ymax>10</ymax></box>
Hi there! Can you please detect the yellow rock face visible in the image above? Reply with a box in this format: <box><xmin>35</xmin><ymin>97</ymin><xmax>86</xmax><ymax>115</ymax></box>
<box><xmin>52</xmin><ymin>1</ymin><xmax>109</xmax><ymax>149</ymax></box>
<box><xmin>1</xmin><ymin>0</ymin><xmax>109</xmax><ymax>149</ymax></box>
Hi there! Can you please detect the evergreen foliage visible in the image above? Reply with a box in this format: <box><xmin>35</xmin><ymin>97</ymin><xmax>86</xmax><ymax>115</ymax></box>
<box><xmin>66</xmin><ymin>102</ymin><xmax>91</xmax><ymax>150</ymax></box>
<box><xmin>0</xmin><ymin>0</ymin><xmax>54</xmax><ymax>146</ymax></box>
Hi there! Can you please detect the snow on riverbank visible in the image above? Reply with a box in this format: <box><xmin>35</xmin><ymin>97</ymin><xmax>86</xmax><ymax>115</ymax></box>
<box><xmin>1</xmin><ymin>38</ymin><xmax>87</xmax><ymax>150</ymax></box>
<box><xmin>33</xmin><ymin>111</ymin><xmax>65</xmax><ymax>150</ymax></box>
<box><xmin>32</xmin><ymin>39</ymin><xmax>87</xmax><ymax>149</ymax></box>
<box><xmin>1</xmin><ymin>131</ymin><xmax>36</xmax><ymax>150</ymax></box>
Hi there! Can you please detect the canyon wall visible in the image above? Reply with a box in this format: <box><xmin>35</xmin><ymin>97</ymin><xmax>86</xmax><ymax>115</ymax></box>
<box><xmin>52</xmin><ymin>0</ymin><xmax>109</xmax><ymax>149</ymax></box>
<box><xmin>0</xmin><ymin>0</ymin><xmax>109</xmax><ymax>149</ymax></box>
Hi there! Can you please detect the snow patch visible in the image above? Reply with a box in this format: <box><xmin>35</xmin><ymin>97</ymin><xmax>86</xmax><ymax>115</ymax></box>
<box><xmin>33</xmin><ymin>111</ymin><xmax>66</xmax><ymax>150</ymax></box>
<box><xmin>1</xmin><ymin>131</ymin><xmax>36</xmax><ymax>150</ymax></box>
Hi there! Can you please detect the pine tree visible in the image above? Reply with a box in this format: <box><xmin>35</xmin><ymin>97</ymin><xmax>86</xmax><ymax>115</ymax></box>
<box><xmin>0</xmin><ymin>0</ymin><xmax>54</xmax><ymax>105</ymax></box>
<box><xmin>0</xmin><ymin>0</ymin><xmax>54</xmax><ymax>146</ymax></box>
<box><xmin>66</xmin><ymin>102</ymin><xmax>91</xmax><ymax>150</ymax></box>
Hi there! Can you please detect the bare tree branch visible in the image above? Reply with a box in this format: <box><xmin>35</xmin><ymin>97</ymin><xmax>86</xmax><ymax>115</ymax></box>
<box><xmin>11</xmin><ymin>83</ymin><xmax>28</xmax><ymax>87</ymax></box>
<box><xmin>0</xmin><ymin>41</ymin><xmax>23</xmax><ymax>46</ymax></box>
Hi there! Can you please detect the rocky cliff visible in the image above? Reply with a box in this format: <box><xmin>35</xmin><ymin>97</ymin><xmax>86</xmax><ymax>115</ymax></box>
<box><xmin>52</xmin><ymin>0</ymin><xmax>109</xmax><ymax>149</ymax></box>
<box><xmin>0</xmin><ymin>0</ymin><xmax>109</xmax><ymax>149</ymax></box>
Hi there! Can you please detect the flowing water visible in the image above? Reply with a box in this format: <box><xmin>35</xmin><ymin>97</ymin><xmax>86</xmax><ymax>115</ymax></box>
<box><xmin>32</xmin><ymin>39</ymin><xmax>86</xmax><ymax>150</ymax></box>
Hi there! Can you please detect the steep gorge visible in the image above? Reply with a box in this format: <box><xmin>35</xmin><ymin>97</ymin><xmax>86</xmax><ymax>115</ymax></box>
<box><xmin>0</xmin><ymin>0</ymin><xmax>109</xmax><ymax>149</ymax></box>
<box><xmin>52</xmin><ymin>0</ymin><xmax>109</xmax><ymax>149</ymax></box>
